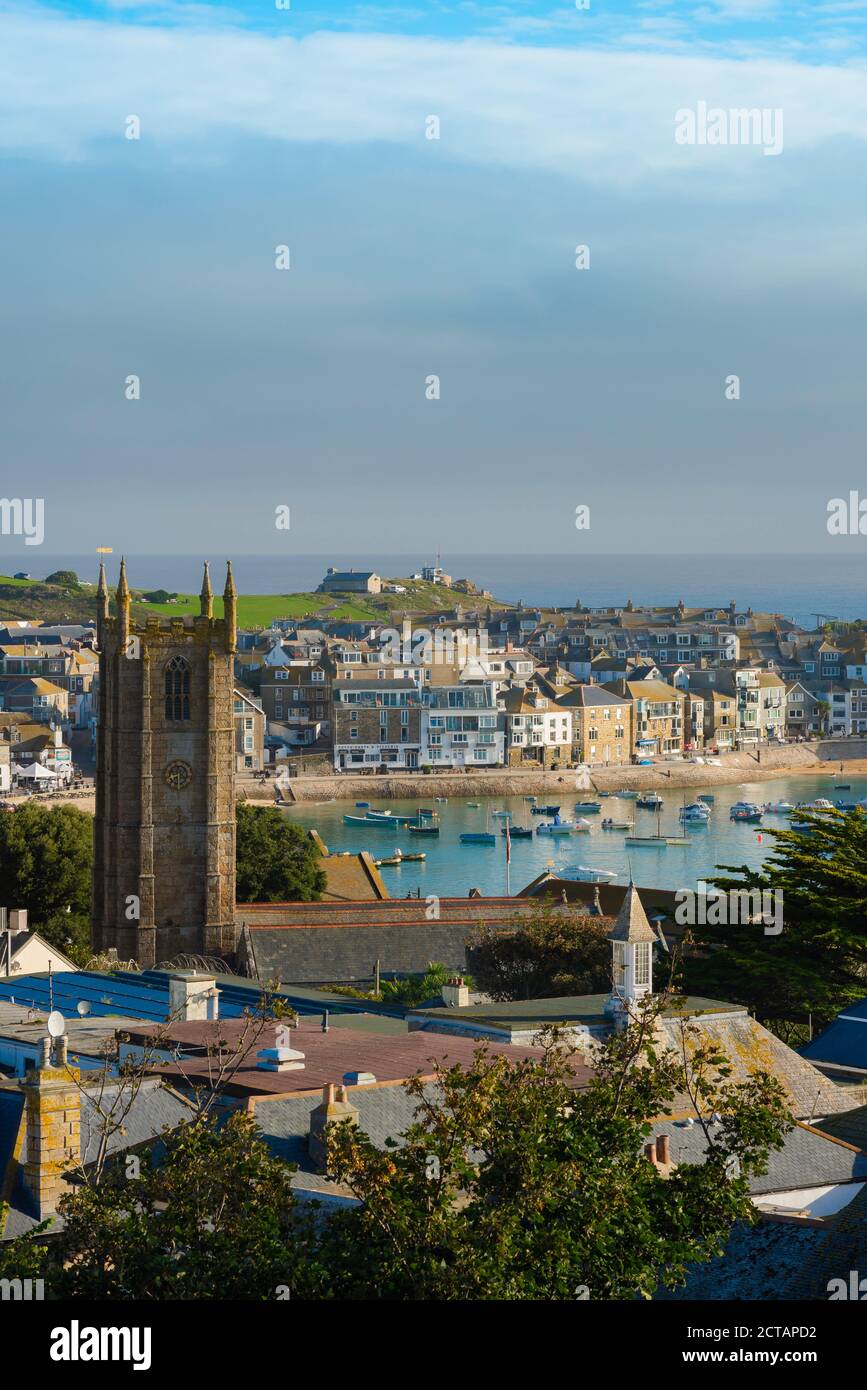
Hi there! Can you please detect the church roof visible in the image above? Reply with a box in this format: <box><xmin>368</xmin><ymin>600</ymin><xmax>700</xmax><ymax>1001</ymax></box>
<box><xmin>607</xmin><ymin>883</ymin><xmax>657</xmax><ymax>944</ymax></box>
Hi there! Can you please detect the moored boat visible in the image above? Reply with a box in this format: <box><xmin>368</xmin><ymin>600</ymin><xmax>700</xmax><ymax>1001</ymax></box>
<box><xmin>501</xmin><ymin>826</ymin><xmax>533</xmax><ymax>838</ymax></box>
<box><xmin>409</xmin><ymin>824</ymin><xmax>439</xmax><ymax>835</ymax></box>
<box><xmin>460</xmin><ymin>832</ymin><xmax>496</xmax><ymax>845</ymax></box>
<box><xmin>574</xmin><ymin>800</ymin><xmax>602</xmax><ymax>813</ymax></box>
<box><xmin>557</xmin><ymin>865</ymin><xmax>617</xmax><ymax>882</ymax></box>
<box><xmin>636</xmin><ymin>793</ymin><xmax>664</xmax><ymax>810</ymax></box>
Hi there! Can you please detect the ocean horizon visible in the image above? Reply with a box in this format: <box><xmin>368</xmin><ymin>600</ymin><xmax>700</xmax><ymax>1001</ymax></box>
<box><xmin>7</xmin><ymin>552</ymin><xmax>867</xmax><ymax>629</ymax></box>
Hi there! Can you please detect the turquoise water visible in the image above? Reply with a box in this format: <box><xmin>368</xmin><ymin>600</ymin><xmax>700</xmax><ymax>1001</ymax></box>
<box><xmin>280</xmin><ymin>773</ymin><xmax>867</xmax><ymax>898</ymax></box>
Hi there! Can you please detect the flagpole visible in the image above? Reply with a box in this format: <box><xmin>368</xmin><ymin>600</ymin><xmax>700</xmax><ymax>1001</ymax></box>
<box><xmin>505</xmin><ymin>822</ymin><xmax>511</xmax><ymax>896</ymax></box>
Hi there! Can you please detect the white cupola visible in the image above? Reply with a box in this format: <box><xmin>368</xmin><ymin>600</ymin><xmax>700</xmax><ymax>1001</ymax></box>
<box><xmin>605</xmin><ymin>882</ymin><xmax>657</xmax><ymax>1021</ymax></box>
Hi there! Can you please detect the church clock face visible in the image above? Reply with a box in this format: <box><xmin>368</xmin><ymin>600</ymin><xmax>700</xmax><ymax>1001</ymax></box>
<box><xmin>164</xmin><ymin>759</ymin><xmax>192</xmax><ymax>791</ymax></box>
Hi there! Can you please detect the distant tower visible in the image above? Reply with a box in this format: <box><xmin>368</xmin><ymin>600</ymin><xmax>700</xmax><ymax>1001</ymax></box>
<box><xmin>91</xmin><ymin>560</ymin><xmax>238</xmax><ymax>967</ymax></box>
<box><xmin>606</xmin><ymin>882</ymin><xmax>657</xmax><ymax>1021</ymax></box>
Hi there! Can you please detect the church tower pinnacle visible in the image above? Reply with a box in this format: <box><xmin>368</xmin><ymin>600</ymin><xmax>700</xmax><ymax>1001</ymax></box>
<box><xmin>200</xmin><ymin>561</ymin><xmax>213</xmax><ymax>619</ymax></box>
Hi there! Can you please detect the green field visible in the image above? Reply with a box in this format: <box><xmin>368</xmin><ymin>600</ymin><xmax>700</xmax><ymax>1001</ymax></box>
<box><xmin>0</xmin><ymin>571</ymin><xmax>513</xmax><ymax>628</ymax></box>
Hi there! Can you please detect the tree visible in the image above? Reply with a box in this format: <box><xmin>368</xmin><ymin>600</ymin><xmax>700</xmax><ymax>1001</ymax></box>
<box><xmin>44</xmin><ymin>570</ymin><xmax>79</xmax><ymax>587</ymax></box>
<box><xmin>379</xmin><ymin>963</ymin><xmax>461</xmax><ymax>1008</ymax></box>
<box><xmin>54</xmin><ymin>1113</ymin><xmax>300</xmax><ymax>1300</ymax></box>
<box><xmin>235</xmin><ymin>803</ymin><xmax>326</xmax><ymax>902</ymax></box>
<box><xmin>37</xmin><ymin>910</ymin><xmax>91</xmax><ymax>967</ymax></box>
<box><xmin>466</xmin><ymin>902</ymin><xmax>611</xmax><ymax>1001</ymax></box>
<box><xmin>141</xmin><ymin>590</ymin><xmax>177</xmax><ymax>604</ymax></box>
<box><xmin>685</xmin><ymin>807</ymin><xmax>867</xmax><ymax>1030</ymax></box>
<box><xmin>314</xmin><ymin>1001</ymin><xmax>792</xmax><ymax>1300</ymax></box>
<box><xmin>0</xmin><ymin>802</ymin><xmax>92</xmax><ymax>924</ymax></box>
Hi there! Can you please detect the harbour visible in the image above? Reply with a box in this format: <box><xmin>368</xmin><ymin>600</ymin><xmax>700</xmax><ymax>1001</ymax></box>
<box><xmin>278</xmin><ymin>771</ymin><xmax>867</xmax><ymax>898</ymax></box>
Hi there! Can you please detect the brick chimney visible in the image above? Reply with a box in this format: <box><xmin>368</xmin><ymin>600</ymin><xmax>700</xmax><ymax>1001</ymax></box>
<box><xmin>441</xmin><ymin>977</ymin><xmax>469</xmax><ymax>1008</ymax></box>
<box><xmin>643</xmin><ymin>1131</ymin><xmax>676</xmax><ymax>1179</ymax></box>
<box><xmin>19</xmin><ymin>1034</ymin><xmax>81</xmax><ymax>1219</ymax></box>
<box><xmin>309</xmin><ymin>1083</ymin><xmax>360</xmax><ymax>1172</ymax></box>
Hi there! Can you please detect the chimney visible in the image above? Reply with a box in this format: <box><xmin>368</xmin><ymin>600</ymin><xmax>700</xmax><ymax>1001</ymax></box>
<box><xmin>441</xmin><ymin>977</ymin><xmax>469</xmax><ymax>1008</ymax></box>
<box><xmin>19</xmin><ymin>1034</ymin><xmax>81</xmax><ymax>1219</ymax></box>
<box><xmin>167</xmin><ymin>972</ymin><xmax>220</xmax><ymax>1023</ymax></box>
<box><xmin>256</xmin><ymin>1023</ymin><xmax>305</xmax><ymax>1073</ymax></box>
<box><xmin>656</xmin><ymin>1133</ymin><xmax>671</xmax><ymax>1165</ymax></box>
<box><xmin>309</xmin><ymin>1082</ymin><xmax>360</xmax><ymax>1172</ymax></box>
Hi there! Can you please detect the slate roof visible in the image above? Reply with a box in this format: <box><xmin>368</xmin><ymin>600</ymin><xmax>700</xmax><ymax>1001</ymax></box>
<box><xmin>648</xmin><ymin>1118</ymin><xmax>867</xmax><ymax>1195</ymax></box>
<box><xmin>657</xmin><ymin>1013</ymin><xmax>867</xmax><ymax>1120</ymax></box>
<box><xmin>0</xmin><ymin>1077</ymin><xmax>194</xmax><ymax>1239</ymax></box>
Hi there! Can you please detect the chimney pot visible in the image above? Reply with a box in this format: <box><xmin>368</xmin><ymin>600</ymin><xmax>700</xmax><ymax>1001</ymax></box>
<box><xmin>644</xmin><ymin>1142</ymin><xmax>657</xmax><ymax>1165</ymax></box>
<box><xmin>656</xmin><ymin>1134</ymin><xmax>671</xmax><ymax>1165</ymax></box>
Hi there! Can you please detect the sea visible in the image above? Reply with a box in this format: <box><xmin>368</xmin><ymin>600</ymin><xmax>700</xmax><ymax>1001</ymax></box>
<box><xmin>278</xmin><ymin>773</ymin><xmax>867</xmax><ymax>900</ymax></box>
<box><xmin>14</xmin><ymin>553</ymin><xmax>867</xmax><ymax>630</ymax></box>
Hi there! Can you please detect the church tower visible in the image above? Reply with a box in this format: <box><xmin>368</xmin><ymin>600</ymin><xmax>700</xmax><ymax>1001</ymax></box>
<box><xmin>91</xmin><ymin>561</ymin><xmax>238</xmax><ymax>967</ymax></box>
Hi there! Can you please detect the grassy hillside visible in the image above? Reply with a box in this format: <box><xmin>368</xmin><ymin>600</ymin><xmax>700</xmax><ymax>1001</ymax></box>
<box><xmin>0</xmin><ymin>573</ymin><xmax>513</xmax><ymax>629</ymax></box>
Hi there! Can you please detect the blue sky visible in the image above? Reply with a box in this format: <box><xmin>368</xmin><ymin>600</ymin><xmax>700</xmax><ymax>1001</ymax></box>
<box><xmin>1</xmin><ymin>0</ymin><xmax>867</xmax><ymax>559</ymax></box>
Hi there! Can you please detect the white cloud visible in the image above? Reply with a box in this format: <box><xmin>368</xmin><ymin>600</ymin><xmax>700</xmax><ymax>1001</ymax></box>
<box><xmin>0</xmin><ymin>8</ymin><xmax>866</xmax><ymax>192</ymax></box>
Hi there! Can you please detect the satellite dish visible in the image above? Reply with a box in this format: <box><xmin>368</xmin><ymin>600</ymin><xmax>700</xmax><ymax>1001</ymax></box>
<box><xmin>76</xmin><ymin>1000</ymin><xmax>90</xmax><ymax>1017</ymax></box>
<box><xmin>47</xmin><ymin>1010</ymin><xmax>66</xmax><ymax>1038</ymax></box>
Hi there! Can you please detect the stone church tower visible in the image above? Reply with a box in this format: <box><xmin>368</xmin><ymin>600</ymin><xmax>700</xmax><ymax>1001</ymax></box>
<box><xmin>91</xmin><ymin>560</ymin><xmax>238</xmax><ymax>967</ymax></box>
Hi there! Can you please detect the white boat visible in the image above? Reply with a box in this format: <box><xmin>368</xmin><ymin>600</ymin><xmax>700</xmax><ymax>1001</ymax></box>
<box><xmin>491</xmin><ymin>809</ymin><xmax>512</xmax><ymax>818</ymax></box>
<box><xmin>536</xmin><ymin>820</ymin><xmax>579</xmax><ymax>835</ymax></box>
<box><xmin>764</xmin><ymin>800</ymin><xmax>794</xmax><ymax>814</ymax></box>
<box><xmin>680</xmin><ymin>803</ymin><xmax>711</xmax><ymax>822</ymax></box>
<box><xmin>617</xmin><ymin>790</ymin><xmax>639</xmax><ymax>799</ymax></box>
<box><xmin>557</xmin><ymin>865</ymin><xmax>617</xmax><ymax>882</ymax></box>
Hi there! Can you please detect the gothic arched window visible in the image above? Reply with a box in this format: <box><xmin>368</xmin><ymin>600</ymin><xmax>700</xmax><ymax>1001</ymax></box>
<box><xmin>165</xmin><ymin>656</ymin><xmax>191</xmax><ymax>721</ymax></box>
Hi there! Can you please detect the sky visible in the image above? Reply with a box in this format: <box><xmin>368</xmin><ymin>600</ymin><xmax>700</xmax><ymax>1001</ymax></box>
<box><xmin>2</xmin><ymin>0</ymin><xmax>867</xmax><ymax>560</ymax></box>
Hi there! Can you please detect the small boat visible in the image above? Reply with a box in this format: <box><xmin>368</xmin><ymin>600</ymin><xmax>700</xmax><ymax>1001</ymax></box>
<box><xmin>466</xmin><ymin>802</ymin><xmax>480</xmax><ymax>808</ymax></box>
<box><xmin>617</xmin><ymin>790</ymin><xmax>639</xmax><ymax>799</ymax></box>
<box><xmin>680</xmin><ymin>804</ymin><xmax>711</xmax><ymax>823</ymax></box>
<box><xmin>375</xmin><ymin>851</ymin><xmax>426</xmax><ymax>865</ymax></box>
<box><xmin>835</xmin><ymin>784</ymin><xmax>851</xmax><ymax>790</ymax></box>
<box><xmin>491</xmin><ymin>809</ymin><xmax>512</xmax><ymax>818</ymax></box>
<box><xmin>636</xmin><ymin>793</ymin><xmax>664</xmax><ymax>810</ymax></box>
<box><xmin>664</xmin><ymin>836</ymin><xmax>691</xmax><ymax>847</ymax></box>
<box><xmin>536</xmin><ymin>821</ymin><xmax>578</xmax><ymax>835</ymax></box>
<box><xmin>366</xmin><ymin>810</ymin><xmax>414</xmax><ymax>824</ymax></box>
<box><xmin>355</xmin><ymin>801</ymin><xmax>369</xmax><ymax>808</ymax></box>
<box><xmin>409</xmin><ymin>823</ymin><xmax>439</xmax><ymax>835</ymax></box>
<box><xmin>803</xmin><ymin>798</ymin><xmax>835</xmax><ymax>812</ymax></box>
<box><xmin>764</xmin><ymin>800</ymin><xmax>794</xmax><ymax>814</ymax></box>
<box><xmin>625</xmin><ymin>836</ymin><xmax>668</xmax><ymax>848</ymax></box>
<box><xmin>697</xmin><ymin>794</ymin><xmax>715</xmax><ymax>805</ymax></box>
<box><xmin>344</xmin><ymin>813</ymin><xmax>394</xmax><ymax>828</ymax></box>
<box><xmin>460</xmin><ymin>832</ymin><xmax>496</xmax><ymax>845</ymax></box>
<box><xmin>601</xmin><ymin>820</ymin><xmax>632</xmax><ymax>831</ymax></box>
<box><xmin>557</xmin><ymin>865</ymin><xmax>617</xmax><ymax>882</ymax></box>
<box><xmin>574</xmin><ymin>801</ymin><xmax>602</xmax><ymax>813</ymax></box>
<box><xmin>434</xmin><ymin>797</ymin><xmax>448</xmax><ymax>803</ymax></box>
<box><xmin>531</xmin><ymin>804</ymin><xmax>561</xmax><ymax>815</ymax></box>
<box><xmin>501</xmin><ymin>826</ymin><xmax>533</xmax><ymax>838</ymax></box>
<box><xmin>418</xmin><ymin>808</ymin><xmax>435</xmax><ymax>817</ymax></box>
<box><xmin>730</xmin><ymin>802</ymin><xmax>763</xmax><ymax>823</ymax></box>
<box><xmin>524</xmin><ymin>795</ymin><xmax>537</xmax><ymax>802</ymax></box>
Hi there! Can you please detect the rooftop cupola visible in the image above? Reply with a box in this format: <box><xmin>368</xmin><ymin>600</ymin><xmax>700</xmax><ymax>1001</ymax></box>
<box><xmin>606</xmin><ymin>882</ymin><xmax>657</xmax><ymax>1021</ymax></box>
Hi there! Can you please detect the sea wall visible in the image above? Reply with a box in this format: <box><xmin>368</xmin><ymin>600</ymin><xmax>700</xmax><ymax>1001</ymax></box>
<box><xmin>255</xmin><ymin>742</ymin><xmax>867</xmax><ymax>802</ymax></box>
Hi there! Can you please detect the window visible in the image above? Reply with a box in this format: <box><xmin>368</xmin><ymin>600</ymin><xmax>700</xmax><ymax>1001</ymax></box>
<box><xmin>311</xmin><ymin>670</ymin><xmax>325</xmax><ymax>683</ymax></box>
<box><xmin>635</xmin><ymin>942</ymin><xmax>651</xmax><ymax>987</ymax></box>
<box><xmin>350</xmin><ymin>728</ymin><xmax>358</xmax><ymax>739</ymax></box>
<box><xmin>165</xmin><ymin>656</ymin><xmax>191</xmax><ymax>721</ymax></box>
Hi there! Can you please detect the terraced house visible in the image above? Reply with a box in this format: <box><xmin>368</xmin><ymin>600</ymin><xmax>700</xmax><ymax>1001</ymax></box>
<box><xmin>602</xmin><ymin>678</ymin><xmax>685</xmax><ymax>757</ymax></box>
<box><xmin>332</xmin><ymin>678</ymin><xmax>422</xmax><ymax>770</ymax></box>
<box><xmin>556</xmin><ymin>684</ymin><xmax>632</xmax><ymax>766</ymax></box>
<box><xmin>421</xmin><ymin>683</ymin><xmax>502</xmax><ymax>767</ymax></box>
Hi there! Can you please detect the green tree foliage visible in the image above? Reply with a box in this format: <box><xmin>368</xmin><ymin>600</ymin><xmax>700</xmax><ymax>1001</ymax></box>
<box><xmin>44</xmin><ymin>570</ymin><xmax>79</xmax><ymax>587</ymax></box>
<box><xmin>466</xmin><ymin>903</ymin><xmax>611</xmax><ymax>1001</ymax></box>
<box><xmin>315</xmin><ymin>1007</ymin><xmax>791</xmax><ymax>1300</ymax></box>
<box><xmin>0</xmin><ymin>803</ymin><xmax>92</xmax><ymax>923</ymax></box>
<box><xmin>235</xmin><ymin>803</ymin><xmax>326</xmax><ymax>903</ymax></box>
<box><xmin>686</xmin><ymin>807</ymin><xmax>867</xmax><ymax>1028</ymax></box>
<box><xmin>141</xmin><ymin>589</ymin><xmax>178</xmax><ymax>604</ymax></box>
<box><xmin>37</xmin><ymin>911</ymin><xmax>92</xmax><ymax>967</ymax></box>
<box><xmin>54</xmin><ymin>1113</ymin><xmax>299</xmax><ymax>1300</ymax></box>
<box><xmin>378</xmin><ymin>963</ymin><xmax>465</xmax><ymax>1008</ymax></box>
